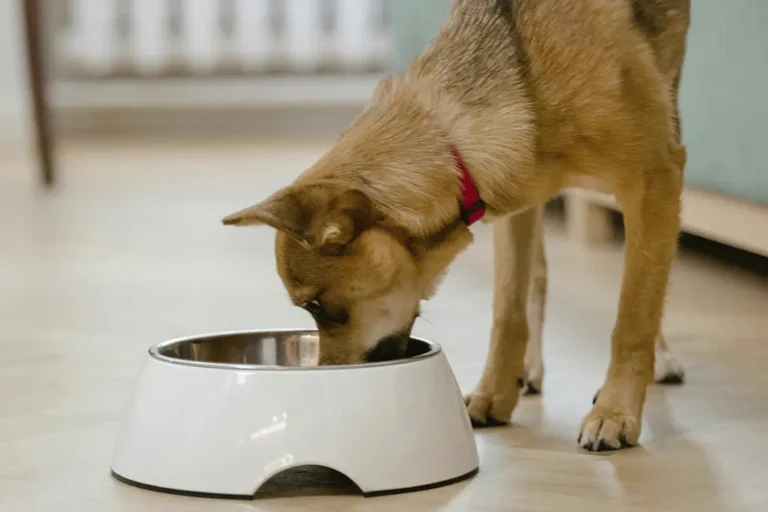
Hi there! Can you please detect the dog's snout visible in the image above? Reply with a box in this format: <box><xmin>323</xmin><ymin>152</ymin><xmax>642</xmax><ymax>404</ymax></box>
<box><xmin>364</xmin><ymin>331</ymin><xmax>411</xmax><ymax>363</ymax></box>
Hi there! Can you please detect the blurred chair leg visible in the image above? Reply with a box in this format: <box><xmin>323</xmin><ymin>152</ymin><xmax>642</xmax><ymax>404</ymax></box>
<box><xmin>23</xmin><ymin>0</ymin><xmax>55</xmax><ymax>187</ymax></box>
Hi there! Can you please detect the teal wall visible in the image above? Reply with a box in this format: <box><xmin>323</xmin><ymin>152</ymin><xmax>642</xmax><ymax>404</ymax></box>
<box><xmin>389</xmin><ymin>0</ymin><xmax>452</xmax><ymax>72</ymax></box>
<box><xmin>389</xmin><ymin>1</ymin><xmax>768</xmax><ymax>205</ymax></box>
<box><xmin>678</xmin><ymin>1</ymin><xmax>768</xmax><ymax>205</ymax></box>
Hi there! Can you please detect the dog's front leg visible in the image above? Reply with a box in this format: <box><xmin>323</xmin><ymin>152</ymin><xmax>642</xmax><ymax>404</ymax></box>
<box><xmin>465</xmin><ymin>207</ymin><xmax>542</xmax><ymax>426</ymax></box>
<box><xmin>578</xmin><ymin>159</ymin><xmax>683</xmax><ymax>451</ymax></box>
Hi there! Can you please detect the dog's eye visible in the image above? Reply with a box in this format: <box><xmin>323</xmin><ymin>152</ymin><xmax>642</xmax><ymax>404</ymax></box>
<box><xmin>302</xmin><ymin>300</ymin><xmax>324</xmax><ymax>316</ymax></box>
<box><xmin>301</xmin><ymin>299</ymin><xmax>348</xmax><ymax>326</ymax></box>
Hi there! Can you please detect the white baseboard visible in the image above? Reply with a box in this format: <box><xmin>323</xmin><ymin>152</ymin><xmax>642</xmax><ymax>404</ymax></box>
<box><xmin>50</xmin><ymin>75</ymin><xmax>382</xmax><ymax>110</ymax></box>
<box><xmin>53</xmin><ymin>103</ymin><xmax>365</xmax><ymax>139</ymax></box>
<box><xmin>564</xmin><ymin>188</ymin><xmax>768</xmax><ymax>257</ymax></box>
<box><xmin>50</xmin><ymin>75</ymin><xmax>380</xmax><ymax>138</ymax></box>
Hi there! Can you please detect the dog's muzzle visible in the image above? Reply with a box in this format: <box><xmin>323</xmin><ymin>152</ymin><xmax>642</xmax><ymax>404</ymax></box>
<box><xmin>363</xmin><ymin>313</ymin><xmax>420</xmax><ymax>363</ymax></box>
<box><xmin>364</xmin><ymin>330</ymin><xmax>411</xmax><ymax>363</ymax></box>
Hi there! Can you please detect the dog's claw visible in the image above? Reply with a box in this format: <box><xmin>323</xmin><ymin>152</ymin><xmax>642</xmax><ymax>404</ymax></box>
<box><xmin>656</xmin><ymin>371</ymin><xmax>685</xmax><ymax>385</ymax></box>
<box><xmin>470</xmin><ymin>416</ymin><xmax>507</xmax><ymax>429</ymax></box>
<box><xmin>465</xmin><ymin>389</ymin><xmax>518</xmax><ymax>427</ymax></box>
<box><xmin>522</xmin><ymin>381</ymin><xmax>541</xmax><ymax>396</ymax></box>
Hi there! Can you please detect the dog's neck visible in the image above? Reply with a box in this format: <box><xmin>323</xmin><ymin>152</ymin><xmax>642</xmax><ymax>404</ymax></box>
<box><xmin>308</xmin><ymin>73</ymin><xmax>536</xmax><ymax>239</ymax></box>
<box><xmin>298</xmin><ymin>0</ymin><xmax>541</xmax><ymax>246</ymax></box>
<box><xmin>401</xmin><ymin>73</ymin><xmax>540</xmax><ymax>225</ymax></box>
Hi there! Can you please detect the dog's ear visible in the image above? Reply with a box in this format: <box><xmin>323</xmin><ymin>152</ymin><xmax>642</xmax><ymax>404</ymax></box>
<box><xmin>222</xmin><ymin>186</ymin><xmax>308</xmax><ymax>244</ymax></box>
<box><xmin>222</xmin><ymin>181</ymin><xmax>377</xmax><ymax>254</ymax></box>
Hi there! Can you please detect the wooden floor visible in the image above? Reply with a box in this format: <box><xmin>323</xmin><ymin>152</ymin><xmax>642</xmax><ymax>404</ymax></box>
<box><xmin>1</xmin><ymin>138</ymin><xmax>768</xmax><ymax>512</ymax></box>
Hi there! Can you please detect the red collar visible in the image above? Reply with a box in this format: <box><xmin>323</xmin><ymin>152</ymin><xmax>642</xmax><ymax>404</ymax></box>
<box><xmin>451</xmin><ymin>147</ymin><xmax>486</xmax><ymax>225</ymax></box>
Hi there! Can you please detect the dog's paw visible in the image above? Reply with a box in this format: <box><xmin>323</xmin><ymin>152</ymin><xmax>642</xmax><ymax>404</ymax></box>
<box><xmin>464</xmin><ymin>384</ymin><xmax>521</xmax><ymax>427</ymax></box>
<box><xmin>578</xmin><ymin>405</ymin><xmax>640</xmax><ymax>452</ymax></box>
<box><xmin>522</xmin><ymin>380</ymin><xmax>541</xmax><ymax>396</ymax></box>
<box><xmin>654</xmin><ymin>353</ymin><xmax>685</xmax><ymax>385</ymax></box>
<box><xmin>522</xmin><ymin>365</ymin><xmax>544</xmax><ymax>396</ymax></box>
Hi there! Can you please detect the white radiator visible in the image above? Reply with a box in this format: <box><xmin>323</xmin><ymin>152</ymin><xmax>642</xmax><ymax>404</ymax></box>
<box><xmin>58</xmin><ymin>0</ymin><xmax>391</xmax><ymax>77</ymax></box>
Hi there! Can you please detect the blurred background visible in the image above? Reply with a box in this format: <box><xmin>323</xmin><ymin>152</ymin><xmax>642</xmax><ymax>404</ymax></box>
<box><xmin>0</xmin><ymin>0</ymin><xmax>765</xmax><ymax>239</ymax></box>
<box><xmin>3</xmin><ymin>0</ymin><xmax>453</xmax><ymax>145</ymax></box>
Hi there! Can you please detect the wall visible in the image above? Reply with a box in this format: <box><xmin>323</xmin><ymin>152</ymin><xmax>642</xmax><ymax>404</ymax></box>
<box><xmin>678</xmin><ymin>0</ymin><xmax>768</xmax><ymax>206</ymax></box>
<box><xmin>391</xmin><ymin>1</ymin><xmax>768</xmax><ymax>206</ymax></box>
<box><xmin>0</xmin><ymin>0</ymin><xmax>32</xmax><ymax>150</ymax></box>
<box><xmin>389</xmin><ymin>0</ymin><xmax>452</xmax><ymax>72</ymax></box>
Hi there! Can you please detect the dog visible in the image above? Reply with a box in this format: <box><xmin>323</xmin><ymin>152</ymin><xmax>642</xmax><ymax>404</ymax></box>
<box><xmin>223</xmin><ymin>0</ymin><xmax>691</xmax><ymax>452</ymax></box>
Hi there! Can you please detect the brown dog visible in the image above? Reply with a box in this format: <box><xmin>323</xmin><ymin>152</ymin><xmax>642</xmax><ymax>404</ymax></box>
<box><xmin>223</xmin><ymin>0</ymin><xmax>690</xmax><ymax>452</ymax></box>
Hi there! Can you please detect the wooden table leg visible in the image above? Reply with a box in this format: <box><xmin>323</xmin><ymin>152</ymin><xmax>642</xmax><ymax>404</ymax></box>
<box><xmin>22</xmin><ymin>0</ymin><xmax>55</xmax><ymax>187</ymax></box>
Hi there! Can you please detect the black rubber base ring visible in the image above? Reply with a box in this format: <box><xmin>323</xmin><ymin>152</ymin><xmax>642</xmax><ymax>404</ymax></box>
<box><xmin>362</xmin><ymin>467</ymin><xmax>479</xmax><ymax>497</ymax></box>
<box><xmin>111</xmin><ymin>466</ymin><xmax>479</xmax><ymax>500</ymax></box>
<box><xmin>111</xmin><ymin>470</ymin><xmax>250</xmax><ymax>500</ymax></box>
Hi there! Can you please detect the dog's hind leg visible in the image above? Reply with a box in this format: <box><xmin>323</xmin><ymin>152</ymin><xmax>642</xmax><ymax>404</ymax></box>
<box><xmin>465</xmin><ymin>207</ymin><xmax>542</xmax><ymax>426</ymax></box>
<box><xmin>523</xmin><ymin>225</ymin><xmax>547</xmax><ymax>395</ymax></box>
<box><xmin>655</xmin><ymin>332</ymin><xmax>684</xmax><ymax>384</ymax></box>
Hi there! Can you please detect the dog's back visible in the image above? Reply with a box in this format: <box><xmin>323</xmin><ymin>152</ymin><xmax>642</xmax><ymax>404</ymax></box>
<box><xmin>631</xmin><ymin>0</ymin><xmax>691</xmax><ymax>67</ymax></box>
<box><xmin>425</xmin><ymin>0</ymin><xmax>690</xmax><ymax>85</ymax></box>
<box><xmin>406</xmin><ymin>0</ymin><xmax>690</xmax><ymax>200</ymax></box>
<box><xmin>629</xmin><ymin>0</ymin><xmax>691</xmax><ymax>135</ymax></box>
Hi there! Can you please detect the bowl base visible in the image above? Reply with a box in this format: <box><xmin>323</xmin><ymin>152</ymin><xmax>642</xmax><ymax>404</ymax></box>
<box><xmin>111</xmin><ymin>467</ymin><xmax>479</xmax><ymax>500</ymax></box>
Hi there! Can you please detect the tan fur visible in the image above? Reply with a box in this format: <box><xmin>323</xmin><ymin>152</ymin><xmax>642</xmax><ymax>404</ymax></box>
<box><xmin>224</xmin><ymin>0</ymin><xmax>691</xmax><ymax>452</ymax></box>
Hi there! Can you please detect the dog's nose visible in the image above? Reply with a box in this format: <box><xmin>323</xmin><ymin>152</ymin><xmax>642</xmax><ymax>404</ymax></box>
<box><xmin>364</xmin><ymin>331</ymin><xmax>411</xmax><ymax>363</ymax></box>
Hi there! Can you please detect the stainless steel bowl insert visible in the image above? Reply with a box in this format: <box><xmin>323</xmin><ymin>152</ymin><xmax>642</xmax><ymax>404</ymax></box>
<box><xmin>150</xmin><ymin>330</ymin><xmax>439</xmax><ymax>370</ymax></box>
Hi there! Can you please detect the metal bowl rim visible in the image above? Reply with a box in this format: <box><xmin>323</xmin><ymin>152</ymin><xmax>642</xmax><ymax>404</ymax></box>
<box><xmin>148</xmin><ymin>329</ymin><xmax>442</xmax><ymax>371</ymax></box>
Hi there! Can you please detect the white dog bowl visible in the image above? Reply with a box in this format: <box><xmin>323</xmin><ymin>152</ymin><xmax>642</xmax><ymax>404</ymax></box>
<box><xmin>111</xmin><ymin>330</ymin><xmax>479</xmax><ymax>498</ymax></box>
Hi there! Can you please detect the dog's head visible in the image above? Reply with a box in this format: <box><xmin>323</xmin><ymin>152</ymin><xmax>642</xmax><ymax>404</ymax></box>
<box><xmin>223</xmin><ymin>77</ymin><xmax>476</xmax><ymax>364</ymax></box>
<box><xmin>223</xmin><ymin>176</ymin><xmax>472</xmax><ymax>365</ymax></box>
